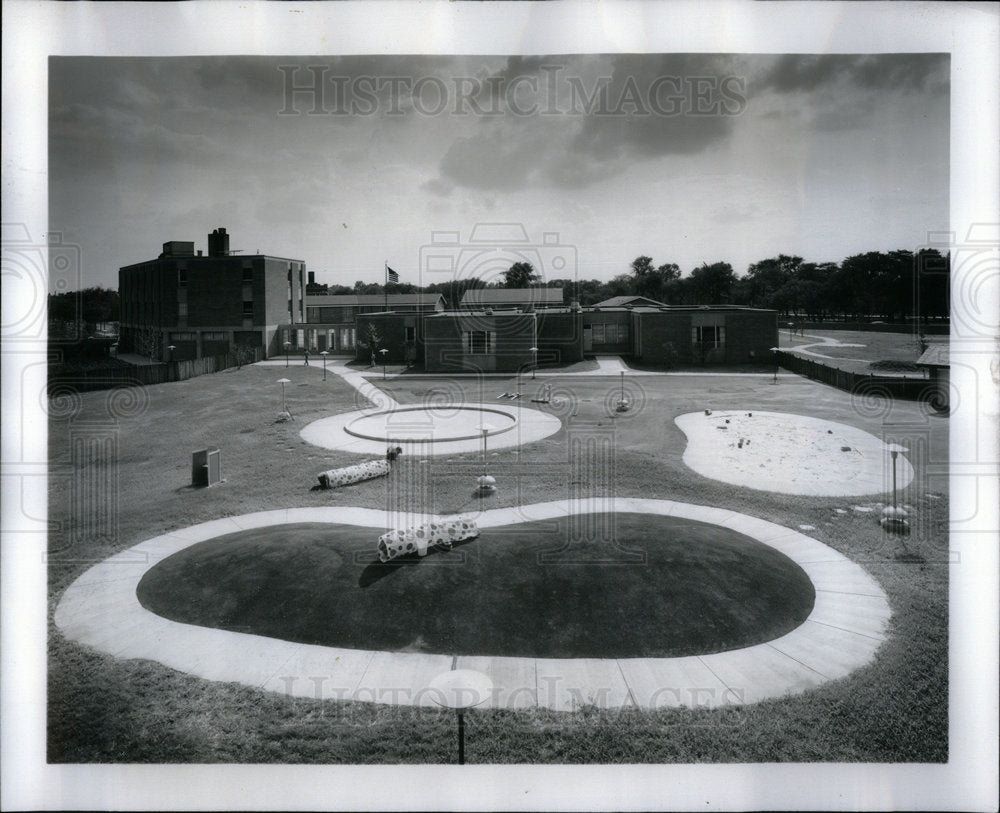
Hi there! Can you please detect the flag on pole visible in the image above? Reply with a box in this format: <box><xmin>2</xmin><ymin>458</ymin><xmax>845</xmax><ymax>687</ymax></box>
<box><xmin>386</xmin><ymin>266</ymin><xmax>399</xmax><ymax>283</ymax></box>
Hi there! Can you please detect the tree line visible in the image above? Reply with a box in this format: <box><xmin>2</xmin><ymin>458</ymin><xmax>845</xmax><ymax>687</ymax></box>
<box><xmin>310</xmin><ymin>249</ymin><xmax>950</xmax><ymax>321</ymax></box>
<box><xmin>51</xmin><ymin>248</ymin><xmax>951</xmax><ymax>329</ymax></box>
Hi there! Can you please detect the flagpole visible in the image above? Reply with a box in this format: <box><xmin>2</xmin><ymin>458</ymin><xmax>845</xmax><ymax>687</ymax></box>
<box><xmin>384</xmin><ymin>260</ymin><xmax>388</xmax><ymax>314</ymax></box>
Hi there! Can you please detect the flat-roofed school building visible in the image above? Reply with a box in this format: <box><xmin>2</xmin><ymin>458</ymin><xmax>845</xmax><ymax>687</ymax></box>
<box><xmin>357</xmin><ymin>304</ymin><xmax>777</xmax><ymax>372</ymax></box>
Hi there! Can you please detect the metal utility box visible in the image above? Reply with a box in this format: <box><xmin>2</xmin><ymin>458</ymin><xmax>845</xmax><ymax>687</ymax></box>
<box><xmin>191</xmin><ymin>447</ymin><xmax>222</xmax><ymax>487</ymax></box>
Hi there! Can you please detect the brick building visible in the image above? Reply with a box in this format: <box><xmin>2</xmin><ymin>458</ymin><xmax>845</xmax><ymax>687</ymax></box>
<box><xmin>118</xmin><ymin>228</ymin><xmax>306</xmax><ymax>361</ymax></box>
<box><xmin>359</xmin><ymin>305</ymin><xmax>777</xmax><ymax>373</ymax></box>
<box><xmin>631</xmin><ymin>306</ymin><xmax>777</xmax><ymax>365</ymax></box>
<box><xmin>294</xmin><ymin>293</ymin><xmax>445</xmax><ymax>356</ymax></box>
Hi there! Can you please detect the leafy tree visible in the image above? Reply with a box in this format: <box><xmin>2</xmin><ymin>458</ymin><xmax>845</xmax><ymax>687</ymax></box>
<box><xmin>630</xmin><ymin>256</ymin><xmax>654</xmax><ymax>277</ymax></box>
<box><xmin>688</xmin><ymin>262</ymin><xmax>737</xmax><ymax>304</ymax></box>
<box><xmin>503</xmin><ymin>262</ymin><xmax>538</xmax><ymax>288</ymax></box>
<box><xmin>744</xmin><ymin>255</ymin><xmax>802</xmax><ymax>311</ymax></box>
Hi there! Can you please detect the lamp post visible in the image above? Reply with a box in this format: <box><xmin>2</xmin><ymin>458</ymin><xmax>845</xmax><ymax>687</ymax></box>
<box><xmin>284</xmin><ymin>340</ymin><xmax>291</xmax><ymax>367</ymax></box>
<box><xmin>277</xmin><ymin>377</ymin><xmax>291</xmax><ymax>418</ymax></box>
<box><xmin>530</xmin><ymin>346</ymin><xmax>538</xmax><ymax>379</ymax></box>
<box><xmin>321</xmin><ymin>350</ymin><xmax>328</xmax><ymax>380</ymax></box>
<box><xmin>476</xmin><ymin>422</ymin><xmax>496</xmax><ymax>494</ymax></box>
<box><xmin>167</xmin><ymin>344</ymin><xmax>176</xmax><ymax>362</ymax></box>
<box><xmin>769</xmin><ymin>347</ymin><xmax>779</xmax><ymax>384</ymax></box>
<box><xmin>428</xmin><ymin>669</ymin><xmax>493</xmax><ymax>765</ymax></box>
<box><xmin>881</xmin><ymin>443</ymin><xmax>910</xmax><ymax>534</ymax></box>
<box><xmin>379</xmin><ymin>347</ymin><xmax>388</xmax><ymax>380</ymax></box>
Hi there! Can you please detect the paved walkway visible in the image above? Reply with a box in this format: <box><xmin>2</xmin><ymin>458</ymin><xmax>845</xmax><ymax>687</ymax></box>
<box><xmin>55</xmin><ymin>499</ymin><xmax>889</xmax><ymax>712</ymax></box>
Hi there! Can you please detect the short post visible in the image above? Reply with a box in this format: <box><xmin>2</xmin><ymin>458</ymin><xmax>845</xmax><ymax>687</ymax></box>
<box><xmin>380</xmin><ymin>347</ymin><xmax>388</xmax><ymax>380</ymax></box>
<box><xmin>427</xmin><ymin>669</ymin><xmax>493</xmax><ymax>765</ymax></box>
<box><xmin>321</xmin><ymin>350</ymin><xmax>328</xmax><ymax>380</ymax></box>
<box><xmin>284</xmin><ymin>340</ymin><xmax>291</xmax><ymax>368</ymax></box>
<box><xmin>616</xmin><ymin>369</ymin><xmax>629</xmax><ymax>412</ymax></box>
<box><xmin>277</xmin><ymin>377</ymin><xmax>291</xmax><ymax>416</ymax></box>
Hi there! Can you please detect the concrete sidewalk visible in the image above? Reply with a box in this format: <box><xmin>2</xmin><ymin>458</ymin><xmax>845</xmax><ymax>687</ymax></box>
<box><xmin>55</xmin><ymin>499</ymin><xmax>889</xmax><ymax>712</ymax></box>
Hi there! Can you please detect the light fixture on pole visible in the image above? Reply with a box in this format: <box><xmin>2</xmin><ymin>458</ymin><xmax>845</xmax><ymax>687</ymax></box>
<box><xmin>530</xmin><ymin>346</ymin><xmax>538</xmax><ymax>379</ymax></box>
<box><xmin>769</xmin><ymin>347</ymin><xmax>779</xmax><ymax>384</ymax></box>
<box><xmin>476</xmin><ymin>422</ymin><xmax>496</xmax><ymax>494</ymax></box>
<box><xmin>320</xmin><ymin>350</ymin><xmax>328</xmax><ymax>380</ymax></box>
<box><xmin>284</xmin><ymin>340</ymin><xmax>291</xmax><ymax>367</ymax></box>
<box><xmin>167</xmin><ymin>344</ymin><xmax>176</xmax><ymax>362</ymax></box>
<box><xmin>427</xmin><ymin>669</ymin><xmax>493</xmax><ymax>765</ymax></box>
<box><xmin>880</xmin><ymin>443</ymin><xmax>910</xmax><ymax>534</ymax></box>
<box><xmin>276</xmin><ymin>377</ymin><xmax>291</xmax><ymax>421</ymax></box>
<box><xmin>379</xmin><ymin>347</ymin><xmax>388</xmax><ymax>380</ymax></box>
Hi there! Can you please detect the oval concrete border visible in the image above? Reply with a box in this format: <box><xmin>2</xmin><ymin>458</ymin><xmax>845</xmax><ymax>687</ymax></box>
<box><xmin>300</xmin><ymin>401</ymin><xmax>562</xmax><ymax>457</ymax></box>
<box><xmin>54</xmin><ymin>499</ymin><xmax>890</xmax><ymax>711</ymax></box>
<box><xmin>344</xmin><ymin>405</ymin><xmax>518</xmax><ymax>443</ymax></box>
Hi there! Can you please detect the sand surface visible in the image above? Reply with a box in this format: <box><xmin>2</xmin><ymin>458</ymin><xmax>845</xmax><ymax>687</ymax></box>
<box><xmin>675</xmin><ymin>410</ymin><xmax>914</xmax><ymax>497</ymax></box>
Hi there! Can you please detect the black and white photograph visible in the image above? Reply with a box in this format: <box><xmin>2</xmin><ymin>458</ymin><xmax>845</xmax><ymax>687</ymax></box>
<box><xmin>2</xmin><ymin>2</ymin><xmax>998</xmax><ymax>811</ymax></box>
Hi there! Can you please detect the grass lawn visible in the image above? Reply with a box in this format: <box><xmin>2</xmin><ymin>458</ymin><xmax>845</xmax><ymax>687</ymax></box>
<box><xmin>779</xmin><ymin>329</ymin><xmax>949</xmax><ymax>375</ymax></box>
<box><xmin>135</xmin><ymin>516</ymin><xmax>815</xmax><ymax>659</ymax></box>
<box><xmin>47</xmin><ymin>359</ymin><xmax>949</xmax><ymax>763</ymax></box>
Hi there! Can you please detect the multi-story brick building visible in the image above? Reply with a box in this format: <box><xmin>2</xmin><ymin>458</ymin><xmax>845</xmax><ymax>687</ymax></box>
<box><xmin>118</xmin><ymin>228</ymin><xmax>307</xmax><ymax>361</ymax></box>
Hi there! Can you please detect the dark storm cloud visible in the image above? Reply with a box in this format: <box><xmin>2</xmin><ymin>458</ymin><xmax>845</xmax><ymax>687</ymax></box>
<box><xmin>759</xmin><ymin>54</ymin><xmax>948</xmax><ymax>94</ymax></box>
<box><xmin>435</xmin><ymin>54</ymin><xmax>746</xmax><ymax>192</ymax></box>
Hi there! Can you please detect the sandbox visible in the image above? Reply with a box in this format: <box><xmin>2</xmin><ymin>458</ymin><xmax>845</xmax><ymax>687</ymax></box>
<box><xmin>675</xmin><ymin>410</ymin><xmax>914</xmax><ymax>497</ymax></box>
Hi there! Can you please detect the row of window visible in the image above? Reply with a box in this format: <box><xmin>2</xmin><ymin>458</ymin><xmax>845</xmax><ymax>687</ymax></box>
<box><xmin>463</xmin><ymin>330</ymin><xmax>496</xmax><ymax>355</ymax></box>
<box><xmin>693</xmin><ymin>325</ymin><xmax>725</xmax><ymax>349</ymax></box>
<box><xmin>169</xmin><ymin>331</ymin><xmax>228</xmax><ymax>342</ymax></box>
<box><xmin>588</xmin><ymin>323</ymin><xmax>629</xmax><ymax>344</ymax></box>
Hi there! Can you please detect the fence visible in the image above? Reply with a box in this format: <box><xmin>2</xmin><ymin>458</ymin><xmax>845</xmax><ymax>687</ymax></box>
<box><xmin>48</xmin><ymin>347</ymin><xmax>264</xmax><ymax>394</ymax></box>
<box><xmin>774</xmin><ymin>350</ymin><xmax>936</xmax><ymax>402</ymax></box>
<box><xmin>791</xmin><ymin>321</ymin><xmax>950</xmax><ymax>336</ymax></box>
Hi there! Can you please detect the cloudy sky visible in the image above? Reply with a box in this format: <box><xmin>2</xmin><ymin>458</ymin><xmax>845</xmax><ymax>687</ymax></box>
<box><xmin>49</xmin><ymin>53</ymin><xmax>949</xmax><ymax>291</ymax></box>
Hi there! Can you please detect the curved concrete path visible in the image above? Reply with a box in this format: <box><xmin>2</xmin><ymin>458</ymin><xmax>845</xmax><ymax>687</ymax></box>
<box><xmin>55</xmin><ymin>499</ymin><xmax>890</xmax><ymax>712</ymax></box>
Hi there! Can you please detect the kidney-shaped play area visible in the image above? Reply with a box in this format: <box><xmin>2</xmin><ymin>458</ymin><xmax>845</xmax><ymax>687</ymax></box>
<box><xmin>55</xmin><ymin>499</ymin><xmax>890</xmax><ymax>711</ymax></box>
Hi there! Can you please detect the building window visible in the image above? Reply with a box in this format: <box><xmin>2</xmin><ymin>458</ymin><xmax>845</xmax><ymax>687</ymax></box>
<box><xmin>242</xmin><ymin>268</ymin><xmax>253</xmax><ymax>282</ymax></box>
<box><xmin>178</xmin><ymin>302</ymin><xmax>188</xmax><ymax>317</ymax></box>
<box><xmin>405</xmin><ymin>326</ymin><xmax>416</xmax><ymax>343</ymax></box>
<box><xmin>170</xmin><ymin>332</ymin><xmax>197</xmax><ymax>341</ymax></box>
<box><xmin>203</xmin><ymin>331</ymin><xmax>227</xmax><ymax>341</ymax></box>
<box><xmin>242</xmin><ymin>301</ymin><xmax>254</xmax><ymax>316</ymax></box>
<box><xmin>463</xmin><ymin>330</ymin><xmax>495</xmax><ymax>355</ymax></box>
<box><xmin>178</xmin><ymin>269</ymin><xmax>187</xmax><ymax>286</ymax></box>
<box><xmin>693</xmin><ymin>325</ymin><xmax>726</xmax><ymax>349</ymax></box>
